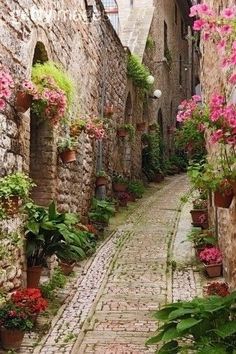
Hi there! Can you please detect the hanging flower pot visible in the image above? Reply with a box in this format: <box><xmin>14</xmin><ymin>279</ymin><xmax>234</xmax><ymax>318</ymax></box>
<box><xmin>27</xmin><ymin>265</ymin><xmax>43</xmax><ymax>288</ymax></box>
<box><xmin>190</xmin><ymin>209</ymin><xmax>208</xmax><ymax>227</ymax></box>
<box><xmin>15</xmin><ymin>91</ymin><xmax>33</xmax><ymax>113</ymax></box>
<box><xmin>204</xmin><ymin>263</ymin><xmax>222</xmax><ymax>278</ymax></box>
<box><xmin>0</xmin><ymin>328</ymin><xmax>25</xmax><ymax>350</ymax></box>
<box><xmin>59</xmin><ymin>261</ymin><xmax>75</xmax><ymax>276</ymax></box>
<box><xmin>96</xmin><ymin>176</ymin><xmax>107</xmax><ymax>187</ymax></box>
<box><xmin>1</xmin><ymin>196</ymin><xmax>20</xmax><ymax>216</ymax></box>
<box><xmin>214</xmin><ymin>190</ymin><xmax>233</xmax><ymax>208</ymax></box>
<box><xmin>104</xmin><ymin>104</ymin><xmax>114</xmax><ymax>117</ymax></box>
<box><xmin>117</xmin><ymin>128</ymin><xmax>128</xmax><ymax>138</ymax></box>
<box><xmin>60</xmin><ymin>150</ymin><xmax>77</xmax><ymax>164</ymax></box>
<box><xmin>136</xmin><ymin>122</ymin><xmax>146</xmax><ymax>132</ymax></box>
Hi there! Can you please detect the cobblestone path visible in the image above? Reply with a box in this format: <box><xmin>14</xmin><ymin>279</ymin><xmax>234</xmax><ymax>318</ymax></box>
<box><xmin>28</xmin><ymin>175</ymin><xmax>189</xmax><ymax>354</ymax></box>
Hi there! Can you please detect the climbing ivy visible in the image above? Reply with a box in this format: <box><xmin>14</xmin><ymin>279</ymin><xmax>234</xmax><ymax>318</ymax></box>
<box><xmin>142</xmin><ymin>127</ymin><xmax>163</xmax><ymax>180</ymax></box>
<box><xmin>127</xmin><ymin>55</ymin><xmax>152</xmax><ymax>91</ymax></box>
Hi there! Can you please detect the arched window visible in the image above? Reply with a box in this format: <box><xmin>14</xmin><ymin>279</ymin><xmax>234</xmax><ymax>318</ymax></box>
<box><xmin>101</xmin><ymin>0</ymin><xmax>119</xmax><ymax>33</ymax></box>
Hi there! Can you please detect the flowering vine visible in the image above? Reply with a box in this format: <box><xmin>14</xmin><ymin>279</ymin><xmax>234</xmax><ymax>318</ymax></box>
<box><xmin>190</xmin><ymin>3</ymin><xmax>236</xmax><ymax>83</ymax></box>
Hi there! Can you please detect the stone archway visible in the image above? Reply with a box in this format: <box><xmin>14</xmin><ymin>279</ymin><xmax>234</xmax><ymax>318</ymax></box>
<box><xmin>29</xmin><ymin>42</ymin><xmax>56</xmax><ymax>206</ymax></box>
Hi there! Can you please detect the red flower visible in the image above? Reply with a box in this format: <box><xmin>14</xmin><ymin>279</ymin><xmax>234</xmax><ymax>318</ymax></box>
<box><xmin>11</xmin><ymin>288</ymin><xmax>48</xmax><ymax>315</ymax></box>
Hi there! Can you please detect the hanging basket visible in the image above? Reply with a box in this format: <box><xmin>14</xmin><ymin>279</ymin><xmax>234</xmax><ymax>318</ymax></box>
<box><xmin>0</xmin><ymin>328</ymin><xmax>25</xmax><ymax>350</ymax></box>
<box><xmin>136</xmin><ymin>122</ymin><xmax>146</xmax><ymax>132</ymax></box>
<box><xmin>27</xmin><ymin>265</ymin><xmax>43</xmax><ymax>288</ymax></box>
<box><xmin>60</xmin><ymin>150</ymin><xmax>77</xmax><ymax>164</ymax></box>
<box><xmin>15</xmin><ymin>91</ymin><xmax>32</xmax><ymax>113</ymax></box>
<box><xmin>214</xmin><ymin>190</ymin><xmax>233</xmax><ymax>208</ymax></box>
<box><xmin>204</xmin><ymin>263</ymin><xmax>222</xmax><ymax>278</ymax></box>
<box><xmin>117</xmin><ymin>128</ymin><xmax>128</xmax><ymax>138</ymax></box>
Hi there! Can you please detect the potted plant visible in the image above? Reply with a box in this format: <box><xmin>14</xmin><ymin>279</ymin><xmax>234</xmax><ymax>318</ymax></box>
<box><xmin>15</xmin><ymin>80</ymin><xmax>37</xmax><ymax>113</ymax></box>
<box><xmin>149</xmin><ymin>123</ymin><xmax>158</xmax><ymax>131</ymax></box>
<box><xmin>96</xmin><ymin>170</ymin><xmax>108</xmax><ymax>187</ymax></box>
<box><xmin>205</xmin><ymin>281</ymin><xmax>229</xmax><ymax>297</ymax></box>
<box><xmin>199</xmin><ymin>247</ymin><xmax>223</xmax><ymax>277</ymax></box>
<box><xmin>190</xmin><ymin>198</ymin><xmax>208</xmax><ymax>228</ymax></box>
<box><xmin>0</xmin><ymin>172</ymin><xmax>34</xmax><ymax>215</ymax></box>
<box><xmin>112</xmin><ymin>174</ymin><xmax>128</xmax><ymax>192</ymax></box>
<box><xmin>89</xmin><ymin>199</ymin><xmax>115</xmax><ymax>231</ymax></box>
<box><xmin>116</xmin><ymin>192</ymin><xmax>130</xmax><ymax>207</ymax></box>
<box><xmin>0</xmin><ymin>302</ymin><xmax>33</xmax><ymax>350</ymax></box>
<box><xmin>136</xmin><ymin>122</ymin><xmax>146</xmax><ymax>132</ymax></box>
<box><xmin>11</xmin><ymin>288</ymin><xmax>48</xmax><ymax>323</ymax></box>
<box><xmin>57</xmin><ymin>137</ymin><xmax>78</xmax><ymax>164</ymax></box>
<box><xmin>104</xmin><ymin>103</ymin><xmax>114</xmax><ymax>117</ymax></box>
<box><xmin>85</xmin><ymin>118</ymin><xmax>106</xmax><ymax>140</ymax></box>
<box><xmin>31</xmin><ymin>61</ymin><xmax>75</xmax><ymax>126</ymax></box>
<box><xmin>128</xmin><ymin>180</ymin><xmax>145</xmax><ymax>199</ymax></box>
<box><xmin>117</xmin><ymin>124</ymin><xmax>135</xmax><ymax>140</ymax></box>
<box><xmin>69</xmin><ymin>118</ymin><xmax>86</xmax><ymax>137</ymax></box>
<box><xmin>214</xmin><ymin>179</ymin><xmax>234</xmax><ymax>208</ymax></box>
<box><xmin>187</xmin><ymin>228</ymin><xmax>217</xmax><ymax>257</ymax></box>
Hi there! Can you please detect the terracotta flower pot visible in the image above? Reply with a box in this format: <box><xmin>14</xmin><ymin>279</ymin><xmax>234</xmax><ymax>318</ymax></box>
<box><xmin>59</xmin><ymin>261</ymin><xmax>75</xmax><ymax>276</ymax></box>
<box><xmin>27</xmin><ymin>266</ymin><xmax>43</xmax><ymax>288</ymax></box>
<box><xmin>190</xmin><ymin>209</ymin><xmax>208</xmax><ymax>227</ymax></box>
<box><xmin>0</xmin><ymin>328</ymin><xmax>25</xmax><ymax>350</ymax></box>
<box><xmin>104</xmin><ymin>104</ymin><xmax>114</xmax><ymax>117</ymax></box>
<box><xmin>117</xmin><ymin>128</ymin><xmax>128</xmax><ymax>138</ymax></box>
<box><xmin>204</xmin><ymin>263</ymin><xmax>222</xmax><ymax>278</ymax></box>
<box><xmin>1</xmin><ymin>196</ymin><xmax>20</xmax><ymax>215</ymax></box>
<box><xmin>113</xmin><ymin>183</ymin><xmax>128</xmax><ymax>192</ymax></box>
<box><xmin>15</xmin><ymin>91</ymin><xmax>33</xmax><ymax>113</ymax></box>
<box><xmin>136</xmin><ymin>122</ymin><xmax>146</xmax><ymax>132</ymax></box>
<box><xmin>60</xmin><ymin>150</ymin><xmax>77</xmax><ymax>164</ymax></box>
<box><xmin>96</xmin><ymin>176</ymin><xmax>107</xmax><ymax>187</ymax></box>
<box><xmin>214</xmin><ymin>190</ymin><xmax>233</xmax><ymax>208</ymax></box>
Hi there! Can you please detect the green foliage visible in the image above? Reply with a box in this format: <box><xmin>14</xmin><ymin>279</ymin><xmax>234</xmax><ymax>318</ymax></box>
<box><xmin>127</xmin><ymin>55</ymin><xmax>152</xmax><ymax>91</ymax></box>
<box><xmin>32</xmin><ymin>61</ymin><xmax>75</xmax><ymax>107</ymax></box>
<box><xmin>128</xmin><ymin>180</ymin><xmax>145</xmax><ymax>198</ymax></box>
<box><xmin>57</xmin><ymin>137</ymin><xmax>77</xmax><ymax>152</ymax></box>
<box><xmin>164</xmin><ymin>48</ymin><xmax>173</xmax><ymax>67</ymax></box>
<box><xmin>96</xmin><ymin>170</ymin><xmax>108</xmax><ymax>178</ymax></box>
<box><xmin>147</xmin><ymin>292</ymin><xmax>236</xmax><ymax>353</ymax></box>
<box><xmin>89</xmin><ymin>199</ymin><xmax>115</xmax><ymax>224</ymax></box>
<box><xmin>119</xmin><ymin>124</ymin><xmax>136</xmax><ymax>141</ymax></box>
<box><xmin>112</xmin><ymin>174</ymin><xmax>128</xmax><ymax>185</ymax></box>
<box><xmin>40</xmin><ymin>268</ymin><xmax>67</xmax><ymax>300</ymax></box>
<box><xmin>187</xmin><ymin>228</ymin><xmax>217</xmax><ymax>249</ymax></box>
<box><xmin>169</xmin><ymin>155</ymin><xmax>188</xmax><ymax>172</ymax></box>
<box><xmin>24</xmin><ymin>201</ymin><xmax>94</xmax><ymax>266</ymax></box>
<box><xmin>0</xmin><ymin>302</ymin><xmax>33</xmax><ymax>331</ymax></box>
<box><xmin>146</xmin><ymin>36</ymin><xmax>155</xmax><ymax>50</ymax></box>
<box><xmin>0</xmin><ymin>172</ymin><xmax>35</xmax><ymax>199</ymax></box>
<box><xmin>142</xmin><ymin>129</ymin><xmax>162</xmax><ymax>180</ymax></box>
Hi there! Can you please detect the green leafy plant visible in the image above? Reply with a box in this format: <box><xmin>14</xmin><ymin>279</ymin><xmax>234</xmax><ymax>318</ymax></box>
<box><xmin>96</xmin><ymin>170</ymin><xmax>108</xmax><ymax>178</ymax></box>
<box><xmin>128</xmin><ymin>180</ymin><xmax>145</xmax><ymax>198</ymax></box>
<box><xmin>164</xmin><ymin>48</ymin><xmax>173</xmax><ymax>67</ymax></box>
<box><xmin>0</xmin><ymin>302</ymin><xmax>33</xmax><ymax>331</ymax></box>
<box><xmin>112</xmin><ymin>174</ymin><xmax>128</xmax><ymax>185</ymax></box>
<box><xmin>147</xmin><ymin>292</ymin><xmax>236</xmax><ymax>353</ymax></box>
<box><xmin>70</xmin><ymin>118</ymin><xmax>87</xmax><ymax>137</ymax></box>
<box><xmin>187</xmin><ymin>228</ymin><xmax>217</xmax><ymax>249</ymax></box>
<box><xmin>142</xmin><ymin>130</ymin><xmax>163</xmax><ymax>180</ymax></box>
<box><xmin>118</xmin><ymin>124</ymin><xmax>136</xmax><ymax>141</ymax></box>
<box><xmin>57</xmin><ymin>137</ymin><xmax>78</xmax><ymax>152</ymax></box>
<box><xmin>0</xmin><ymin>172</ymin><xmax>35</xmax><ymax>199</ymax></box>
<box><xmin>40</xmin><ymin>268</ymin><xmax>67</xmax><ymax>300</ymax></box>
<box><xmin>89</xmin><ymin>199</ymin><xmax>115</xmax><ymax>224</ymax></box>
<box><xmin>127</xmin><ymin>55</ymin><xmax>152</xmax><ymax>91</ymax></box>
<box><xmin>146</xmin><ymin>36</ymin><xmax>155</xmax><ymax>50</ymax></box>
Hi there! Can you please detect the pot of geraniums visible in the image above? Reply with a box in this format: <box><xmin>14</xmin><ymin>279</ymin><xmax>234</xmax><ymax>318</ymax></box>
<box><xmin>11</xmin><ymin>288</ymin><xmax>48</xmax><ymax>324</ymax></box>
<box><xmin>205</xmin><ymin>281</ymin><xmax>229</xmax><ymax>297</ymax></box>
<box><xmin>213</xmin><ymin>179</ymin><xmax>234</xmax><ymax>208</ymax></box>
<box><xmin>0</xmin><ymin>172</ymin><xmax>35</xmax><ymax>216</ymax></box>
<box><xmin>136</xmin><ymin>122</ymin><xmax>146</xmax><ymax>132</ymax></box>
<box><xmin>85</xmin><ymin>117</ymin><xmax>106</xmax><ymax>140</ymax></box>
<box><xmin>190</xmin><ymin>198</ymin><xmax>208</xmax><ymax>228</ymax></box>
<box><xmin>57</xmin><ymin>137</ymin><xmax>78</xmax><ymax>164</ymax></box>
<box><xmin>199</xmin><ymin>246</ymin><xmax>223</xmax><ymax>277</ymax></box>
<box><xmin>89</xmin><ymin>198</ymin><xmax>115</xmax><ymax>232</ymax></box>
<box><xmin>104</xmin><ymin>103</ymin><xmax>114</xmax><ymax>117</ymax></box>
<box><xmin>15</xmin><ymin>80</ymin><xmax>37</xmax><ymax>113</ymax></box>
<box><xmin>117</xmin><ymin>124</ymin><xmax>135</xmax><ymax>140</ymax></box>
<box><xmin>112</xmin><ymin>174</ymin><xmax>128</xmax><ymax>192</ymax></box>
<box><xmin>31</xmin><ymin>61</ymin><xmax>75</xmax><ymax>127</ymax></box>
<box><xmin>187</xmin><ymin>228</ymin><xmax>217</xmax><ymax>257</ymax></box>
<box><xmin>69</xmin><ymin>118</ymin><xmax>87</xmax><ymax>138</ymax></box>
<box><xmin>96</xmin><ymin>170</ymin><xmax>108</xmax><ymax>187</ymax></box>
<box><xmin>0</xmin><ymin>302</ymin><xmax>33</xmax><ymax>350</ymax></box>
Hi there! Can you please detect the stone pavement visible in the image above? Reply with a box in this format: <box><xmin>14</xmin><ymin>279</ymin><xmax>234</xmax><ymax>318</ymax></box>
<box><xmin>18</xmin><ymin>174</ymin><xmax>192</xmax><ymax>354</ymax></box>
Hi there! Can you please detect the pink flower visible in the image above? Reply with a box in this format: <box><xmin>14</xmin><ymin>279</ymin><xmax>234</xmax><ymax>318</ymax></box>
<box><xmin>210</xmin><ymin>129</ymin><xmax>224</xmax><ymax>144</ymax></box>
<box><xmin>192</xmin><ymin>95</ymin><xmax>202</xmax><ymax>102</ymax></box>
<box><xmin>221</xmin><ymin>7</ymin><xmax>235</xmax><ymax>19</ymax></box>
<box><xmin>193</xmin><ymin>19</ymin><xmax>206</xmax><ymax>31</ymax></box>
<box><xmin>229</xmin><ymin>73</ymin><xmax>236</xmax><ymax>84</ymax></box>
<box><xmin>218</xmin><ymin>24</ymin><xmax>232</xmax><ymax>35</ymax></box>
<box><xmin>199</xmin><ymin>247</ymin><xmax>222</xmax><ymax>265</ymax></box>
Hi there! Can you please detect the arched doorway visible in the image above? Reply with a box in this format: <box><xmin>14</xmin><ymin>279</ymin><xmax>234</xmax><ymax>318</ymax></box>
<box><xmin>29</xmin><ymin>42</ymin><xmax>56</xmax><ymax>206</ymax></box>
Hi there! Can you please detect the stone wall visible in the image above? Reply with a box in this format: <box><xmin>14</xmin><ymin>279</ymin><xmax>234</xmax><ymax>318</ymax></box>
<box><xmin>199</xmin><ymin>0</ymin><xmax>236</xmax><ymax>289</ymax></box>
<box><xmin>0</xmin><ymin>0</ymin><xmax>142</xmax><ymax>289</ymax></box>
<box><xmin>143</xmin><ymin>0</ymin><xmax>192</xmax><ymax>156</ymax></box>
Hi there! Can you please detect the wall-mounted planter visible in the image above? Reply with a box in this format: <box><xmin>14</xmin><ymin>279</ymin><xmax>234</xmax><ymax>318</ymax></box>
<box><xmin>1</xmin><ymin>196</ymin><xmax>19</xmax><ymax>216</ymax></box>
<box><xmin>214</xmin><ymin>190</ymin><xmax>233</xmax><ymax>208</ymax></box>
<box><xmin>104</xmin><ymin>104</ymin><xmax>114</xmax><ymax>117</ymax></box>
<box><xmin>15</xmin><ymin>91</ymin><xmax>32</xmax><ymax>113</ymax></box>
<box><xmin>136</xmin><ymin>122</ymin><xmax>146</xmax><ymax>132</ymax></box>
<box><xmin>117</xmin><ymin>128</ymin><xmax>128</xmax><ymax>138</ymax></box>
<box><xmin>204</xmin><ymin>263</ymin><xmax>222</xmax><ymax>278</ymax></box>
<box><xmin>0</xmin><ymin>328</ymin><xmax>25</xmax><ymax>350</ymax></box>
<box><xmin>60</xmin><ymin>150</ymin><xmax>77</xmax><ymax>164</ymax></box>
<box><xmin>96</xmin><ymin>176</ymin><xmax>107</xmax><ymax>187</ymax></box>
<box><xmin>190</xmin><ymin>209</ymin><xmax>208</xmax><ymax>227</ymax></box>
<box><xmin>27</xmin><ymin>265</ymin><xmax>43</xmax><ymax>288</ymax></box>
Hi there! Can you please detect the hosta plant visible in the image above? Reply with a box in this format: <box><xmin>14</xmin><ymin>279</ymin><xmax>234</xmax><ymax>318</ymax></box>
<box><xmin>147</xmin><ymin>291</ymin><xmax>236</xmax><ymax>353</ymax></box>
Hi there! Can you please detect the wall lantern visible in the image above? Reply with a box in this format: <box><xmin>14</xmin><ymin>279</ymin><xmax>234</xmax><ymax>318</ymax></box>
<box><xmin>149</xmin><ymin>89</ymin><xmax>162</xmax><ymax>99</ymax></box>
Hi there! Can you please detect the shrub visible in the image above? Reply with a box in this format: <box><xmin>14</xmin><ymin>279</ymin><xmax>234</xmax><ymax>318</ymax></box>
<box><xmin>127</xmin><ymin>55</ymin><xmax>152</xmax><ymax>91</ymax></box>
<box><xmin>128</xmin><ymin>180</ymin><xmax>145</xmax><ymax>198</ymax></box>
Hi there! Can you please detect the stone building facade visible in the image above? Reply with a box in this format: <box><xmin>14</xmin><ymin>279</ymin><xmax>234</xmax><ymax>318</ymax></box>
<box><xmin>198</xmin><ymin>0</ymin><xmax>236</xmax><ymax>288</ymax></box>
